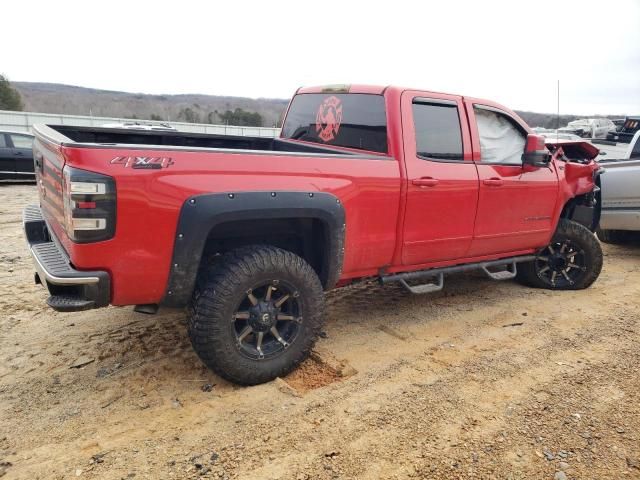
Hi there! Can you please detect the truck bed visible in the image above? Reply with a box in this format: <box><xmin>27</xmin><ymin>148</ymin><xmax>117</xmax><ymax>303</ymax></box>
<box><xmin>36</xmin><ymin>124</ymin><xmax>367</xmax><ymax>157</ymax></box>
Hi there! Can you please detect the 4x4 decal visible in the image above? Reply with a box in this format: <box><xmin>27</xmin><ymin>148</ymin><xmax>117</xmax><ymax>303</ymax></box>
<box><xmin>110</xmin><ymin>156</ymin><xmax>174</xmax><ymax>169</ymax></box>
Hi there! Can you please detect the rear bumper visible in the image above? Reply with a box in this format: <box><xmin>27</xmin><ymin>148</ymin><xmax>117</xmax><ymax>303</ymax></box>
<box><xmin>23</xmin><ymin>204</ymin><xmax>111</xmax><ymax>311</ymax></box>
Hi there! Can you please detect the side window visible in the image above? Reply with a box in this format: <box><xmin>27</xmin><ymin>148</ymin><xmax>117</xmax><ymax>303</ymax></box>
<box><xmin>10</xmin><ymin>134</ymin><xmax>33</xmax><ymax>149</ymax></box>
<box><xmin>0</xmin><ymin>135</ymin><xmax>7</xmax><ymax>148</ymax></box>
<box><xmin>474</xmin><ymin>107</ymin><xmax>526</xmax><ymax>164</ymax></box>
<box><xmin>412</xmin><ymin>101</ymin><xmax>463</xmax><ymax>161</ymax></box>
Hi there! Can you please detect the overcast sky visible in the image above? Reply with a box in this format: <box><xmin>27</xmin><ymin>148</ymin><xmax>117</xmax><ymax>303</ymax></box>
<box><xmin>2</xmin><ymin>0</ymin><xmax>639</xmax><ymax>115</ymax></box>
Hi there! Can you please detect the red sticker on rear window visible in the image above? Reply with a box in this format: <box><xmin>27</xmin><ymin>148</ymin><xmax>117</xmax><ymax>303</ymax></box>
<box><xmin>315</xmin><ymin>96</ymin><xmax>343</xmax><ymax>142</ymax></box>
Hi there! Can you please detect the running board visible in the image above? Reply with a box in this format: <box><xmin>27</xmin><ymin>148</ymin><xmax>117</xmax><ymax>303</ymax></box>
<box><xmin>381</xmin><ymin>255</ymin><xmax>535</xmax><ymax>295</ymax></box>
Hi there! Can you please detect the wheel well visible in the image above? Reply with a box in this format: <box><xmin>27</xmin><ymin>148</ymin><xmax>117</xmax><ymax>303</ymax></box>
<box><xmin>200</xmin><ymin>217</ymin><xmax>331</xmax><ymax>287</ymax></box>
<box><xmin>560</xmin><ymin>187</ymin><xmax>601</xmax><ymax>232</ymax></box>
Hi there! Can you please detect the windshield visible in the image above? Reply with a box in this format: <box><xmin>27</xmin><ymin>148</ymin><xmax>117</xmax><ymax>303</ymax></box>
<box><xmin>281</xmin><ymin>93</ymin><xmax>388</xmax><ymax>153</ymax></box>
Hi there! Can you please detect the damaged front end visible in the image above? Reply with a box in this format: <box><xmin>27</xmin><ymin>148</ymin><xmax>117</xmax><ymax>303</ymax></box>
<box><xmin>547</xmin><ymin>140</ymin><xmax>603</xmax><ymax>232</ymax></box>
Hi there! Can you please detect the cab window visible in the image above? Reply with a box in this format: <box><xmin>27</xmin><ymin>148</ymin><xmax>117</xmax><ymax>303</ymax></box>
<box><xmin>412</xmin><ymin>100</ymin><xmax>463</xmax><ymax>161</ymax></box>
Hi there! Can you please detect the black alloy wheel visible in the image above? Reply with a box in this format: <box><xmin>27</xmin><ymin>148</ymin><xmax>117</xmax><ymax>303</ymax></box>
<box><xmin>232</xmin><ymin>280</ymin><xmax>302</xmax><ymax>360</ymax></box>
<box><xmin>533</xmin><ymin>239</ymin><xmax>587</xmax><ymax>288</ymax></box>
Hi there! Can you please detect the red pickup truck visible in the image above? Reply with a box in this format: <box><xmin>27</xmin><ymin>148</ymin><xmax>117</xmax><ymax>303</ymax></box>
<box><xmin>25</xmin><ymin>85</ymin><xmax>603</xmax><ymax>385</ymax></box>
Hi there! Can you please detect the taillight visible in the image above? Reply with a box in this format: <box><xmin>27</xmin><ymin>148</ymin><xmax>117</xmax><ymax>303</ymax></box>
<box><xmin>62</xmin><ymin>166</ymin><xmax>116</xmax><ymax>243</ymax></box>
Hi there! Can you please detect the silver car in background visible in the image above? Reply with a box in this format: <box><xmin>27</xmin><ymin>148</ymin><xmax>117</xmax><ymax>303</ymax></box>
<box><xmin>560</xmin><ymin>118</ymin><xmax>616</xmax><ymax>139</ymax></box>
<box><xmin>597</xmin><ymin>130</ymin><xmax>640</xmax><ymax>243</ymax></box>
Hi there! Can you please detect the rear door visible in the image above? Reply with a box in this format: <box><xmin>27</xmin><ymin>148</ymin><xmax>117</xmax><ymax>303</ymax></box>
<box><xmin>466</xmin><ymin>102</ymin><xmax>559</xmax><ymax>256</ymax></box>
<box><xmin>0</xmin><ymin>134</ymin><xmax>16</xmax><ymax>179</ymax></box>
<box><xmin>8</xmin><ymin>133</ymin><xmax>35</xmax><ymax>178</ymax></box>
<box><xmin>400</xmin><ymin>91</ymin><xmax>479</xmax><ymax>265</ymax></box>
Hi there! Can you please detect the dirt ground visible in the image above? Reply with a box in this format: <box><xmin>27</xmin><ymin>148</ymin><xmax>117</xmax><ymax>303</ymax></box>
<box><xmin>1</xmin><ymin>184</ymin><xmax>639</xmax><ymax>480</ymax></box>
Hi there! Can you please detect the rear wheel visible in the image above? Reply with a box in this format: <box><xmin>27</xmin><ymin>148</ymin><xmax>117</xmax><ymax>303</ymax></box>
<box><xmin>188</xmin><ymin>245</ymin><xmax>325</xmax><ymax>385</ymax></box>
<box><xmin>516</xmin><ymin>219</ymin><xmax>603</xmax><ymax>290</ymax></box>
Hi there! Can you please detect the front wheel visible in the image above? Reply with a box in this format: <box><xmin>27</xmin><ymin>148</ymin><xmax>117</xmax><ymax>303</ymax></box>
<box><xmin>188</xmin><ymin>245</ymin><xmax>326</xmax><ymax>385</ymax></box>
<box><xmin>516</xmin><ymin>219</ymin><xmax>603</xmax><ymax>290</ymax></box>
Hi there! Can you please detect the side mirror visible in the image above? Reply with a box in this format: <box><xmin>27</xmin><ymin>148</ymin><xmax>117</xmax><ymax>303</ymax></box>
<box><xmin>522</xmin><ymin>134</ymin><xmax>551</xmax><ymax>167</ymax></box>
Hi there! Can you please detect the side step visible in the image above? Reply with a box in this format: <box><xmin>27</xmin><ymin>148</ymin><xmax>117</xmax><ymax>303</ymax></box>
<box><xmin>399</xmin><ymin>273</ymin><xmax>444</xmax><ymax>294</ymax></box>
<box><xmin>47</xmin><ymin>295</ymin><xmax>96</xmax><ymax>312</ymax></box>
<box><xmin>482</xmin><ymin>261</ymin><xmax>517</xmax><ymax>280</ymax></box>
<box><xmin>381</xmin><ymin>255</ymin><xmax>535</xmax><ymax>295</ymax></box>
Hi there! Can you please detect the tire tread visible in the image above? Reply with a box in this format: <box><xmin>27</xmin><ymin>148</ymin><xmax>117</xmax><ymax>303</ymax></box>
<box><xmin>516</xmin><ymin>219</ymin><xmax>603</xmax><ymax>290</ymax></box>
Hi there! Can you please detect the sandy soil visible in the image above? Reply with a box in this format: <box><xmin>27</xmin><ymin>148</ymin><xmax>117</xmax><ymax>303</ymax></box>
<box><xmin>1</xmin><ymin>184</ymin><xmax>639</xmax><ymax>480</ymax></box>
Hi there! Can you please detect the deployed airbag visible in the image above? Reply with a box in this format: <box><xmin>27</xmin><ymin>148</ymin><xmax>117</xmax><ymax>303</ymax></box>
<box><xmin>475</xmin><ymin>108</ymin><xmax>525</xmax><ymax>164</ymax></box>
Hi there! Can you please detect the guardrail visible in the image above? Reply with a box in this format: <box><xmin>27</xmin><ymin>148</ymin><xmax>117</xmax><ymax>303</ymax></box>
<box><xmin>0</xmin><ymin>110</ymin><xmax>281</xmax><ymax>137</ymax></box>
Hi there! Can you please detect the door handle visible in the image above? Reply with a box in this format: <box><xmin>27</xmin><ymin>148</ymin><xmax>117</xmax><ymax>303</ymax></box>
<box><xmin>483</xmin><ymin>178</ymin><xmax>504</xmax><ymax>187</ymax></box>
<box><xmin>15</xmin><ymin>151</ymin><xmax>23</xmax><ymax>156</ymax></box>
<box><xmin>412</xmin><ymin>177</ymin><xmax>439</xmax><ymax>187</ymax></box>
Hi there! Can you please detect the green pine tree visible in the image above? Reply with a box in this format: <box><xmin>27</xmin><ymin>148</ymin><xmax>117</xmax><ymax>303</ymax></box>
<box><xmin>0</xmin><ymin>74</ymin><xmax>24</xmax><ymax>111</ymax></box>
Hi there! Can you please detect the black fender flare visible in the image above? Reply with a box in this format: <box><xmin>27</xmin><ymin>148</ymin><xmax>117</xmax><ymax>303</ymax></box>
<box><xmin>162</xmin><ymin>191</ymin><xmax>345</xmax><ymax>307</ymax></box>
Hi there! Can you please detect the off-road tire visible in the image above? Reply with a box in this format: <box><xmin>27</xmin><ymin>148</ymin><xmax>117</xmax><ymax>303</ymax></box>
<box><xmin>597</xmin><ymin>228</ymin><xmax>630</xmax><ymax>245</ymax></box>
<box><xmin>188</xmin><ymin>245</ymin><xmax>325</xmax><ymax>385</ymax></box>
<box><xmin>516</xmin><ymin>219</ymin><xmax>603</xmax><ymax>290</ymax></box>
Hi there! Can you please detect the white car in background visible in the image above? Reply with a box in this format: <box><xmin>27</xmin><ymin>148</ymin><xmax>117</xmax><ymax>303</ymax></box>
<box><xmin>560</xmin><ymin>118</ymin><xmax>615</xmax><ymax>139</ymax></box>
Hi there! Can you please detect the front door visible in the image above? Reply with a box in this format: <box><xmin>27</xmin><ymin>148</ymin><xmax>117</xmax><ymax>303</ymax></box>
<box><xmin>400</xmin><ymin>91</ymin><xmax>479</xmax><ymax>265</ymax></box>
<box><xmin>466</xmin><ymin>103</ymin><xmax>559</xmax><ymax>257</ymax></box>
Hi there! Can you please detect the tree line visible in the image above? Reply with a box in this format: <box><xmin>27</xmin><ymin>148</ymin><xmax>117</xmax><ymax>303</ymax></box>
<box><xmin>1</xmin><ymin>74</ymin><xmax>265</xmax><ymax>126</ymax></box>
<box><xmin>121</xmin><ymin>106</ymin><xmax>264</xmax><ymax>126</ymax></box>
<box><xmin>171</xmin><ymin>107</ymin><xmax>264</xmax><ymax>126</ymax></box>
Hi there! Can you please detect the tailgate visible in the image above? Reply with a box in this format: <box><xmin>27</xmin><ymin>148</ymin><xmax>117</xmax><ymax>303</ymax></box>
<box><xmin>33</xmin><ymin>134</ymin><xmax>67</xmax><ymax>238</ymax></box>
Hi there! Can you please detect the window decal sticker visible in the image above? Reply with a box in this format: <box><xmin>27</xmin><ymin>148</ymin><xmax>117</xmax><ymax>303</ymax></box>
<box><xmin>315</xmin><ymin>96</ymin><xmax>343</xmax><ymax>142</ymax></box>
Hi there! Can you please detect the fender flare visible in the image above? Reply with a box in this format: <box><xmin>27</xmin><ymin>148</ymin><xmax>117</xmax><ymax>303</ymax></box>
<box><xmin>162</xmin><ymin>191</ymin><xmax>345</xmax><ymax>307</ymax></box>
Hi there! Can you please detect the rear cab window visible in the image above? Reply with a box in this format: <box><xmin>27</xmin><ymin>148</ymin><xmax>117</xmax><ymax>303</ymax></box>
<box><xmin>281</xmin><ymin>93</ymin><xmax>388</xmax><ymax>154</ymax></box>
